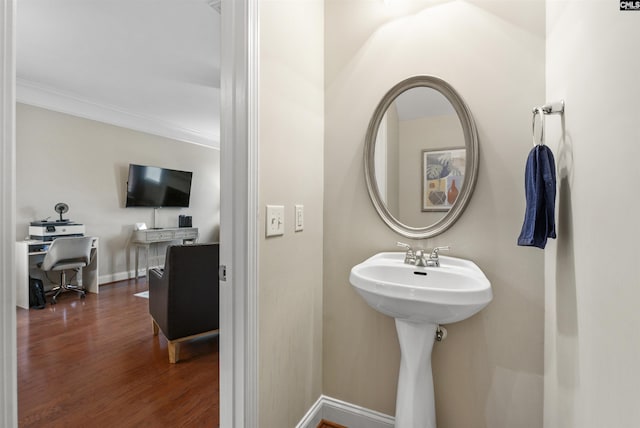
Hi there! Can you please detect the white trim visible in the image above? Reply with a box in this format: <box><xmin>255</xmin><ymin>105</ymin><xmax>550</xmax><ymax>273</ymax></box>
<box><xmin>16</xmin><ymin>78</ymin><xmax>219</xmax><ymax>149</ymax></box>
<box><xmin>219</xmin><ymin>0</ymin><xmax>259</xmax><ymax>426</ymax></box>
<box><xmin>295</xmin><ymin>396</ymin><xmax>395</xmax><ymax>428</ymax></box>
<box><xmin>245</xmin><ymin>0</ymin><xmax>260</xmax><ymax>424</ymax></box>
<box><xmin>0</xmin><ymin>0</ymin><xmax>17</xmax><ymax>426</ymax></box>
<box><xmin>99</xmin><ymin>272</ymin><xmax>134</xmax><ymax>284</ymax></box>
<box><xmin>97</xmin><ymin>269</ymin><xmax>157</xmax><ymax>285</ymax></box>
<box><xmin>205</xmin><ymin>0</ymin><xmax>222</xmax><ymax>13</ymax></box>
<box><xmin>295</xmin><ymin>396</ymin><xmax>324</xmax><ymax>428</ymax></box>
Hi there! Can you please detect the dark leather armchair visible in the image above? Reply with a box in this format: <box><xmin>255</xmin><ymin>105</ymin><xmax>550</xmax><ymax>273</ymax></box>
<box><xmin>148</xmin><ymin>243</ymin><xmax>219</xmax><ymax>363</ymax></box>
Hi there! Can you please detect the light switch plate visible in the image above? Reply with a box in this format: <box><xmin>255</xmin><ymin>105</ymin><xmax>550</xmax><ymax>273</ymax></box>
<box><xmin>294</xmin><ymin>204</ymin><xmax>304</xmax><ymax>232</ymax></box>
<box><xmin>266</xmin><ymin>205</ymin><xmax>285</xmax><ymax>237</ymax></box>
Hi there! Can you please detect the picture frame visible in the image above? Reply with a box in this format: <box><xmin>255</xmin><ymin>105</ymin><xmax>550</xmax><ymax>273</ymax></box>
<box><xmin>422</xmin><ymin>147</ymin><xmax>466</xmax><ymax>212</ymax></box>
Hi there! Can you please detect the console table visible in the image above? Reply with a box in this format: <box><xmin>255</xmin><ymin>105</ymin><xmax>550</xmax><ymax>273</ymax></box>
<box><xmin>131</xmin><ymin>227</ymin><xmax>198</xmax><ymax>281</ymax></box>
<box><xmin>16</xmin><ymin>237</ymin><xmax>99</xmax><ymax>309</ymax></box>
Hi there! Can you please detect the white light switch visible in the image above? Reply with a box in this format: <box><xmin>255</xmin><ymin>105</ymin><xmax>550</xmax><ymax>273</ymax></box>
<box><xmin>294</xmin><ymin>204</ymin><xmax>304</xmax><ymax>232</ymax></box>
<box><xmin>266</xmin><ymin>205</ymin><xmax>285</xmax><ymax>237</ymax></box>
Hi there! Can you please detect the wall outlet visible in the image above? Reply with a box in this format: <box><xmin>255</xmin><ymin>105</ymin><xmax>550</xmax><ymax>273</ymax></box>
<box><xmin>266</xmin><ymin>205</ymin><xmax>285</xmax><ymax>237</ymax></box>
<box><xmin>294</xmin><ymin>205</ymin><xmax>304</xmax><ymax>232</ymax></box>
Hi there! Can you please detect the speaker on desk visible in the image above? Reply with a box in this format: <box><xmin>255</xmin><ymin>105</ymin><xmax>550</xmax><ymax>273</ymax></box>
<box><xmin>178</xmin><ymin>215</ymin><xmax>192</xmax><ymax>228</ymax></box>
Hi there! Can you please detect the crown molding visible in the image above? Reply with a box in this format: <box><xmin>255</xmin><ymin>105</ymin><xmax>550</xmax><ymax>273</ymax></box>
<box><xmin>16</xmin><ymin>78</ymin><xmax>219</xmax><ymax>149</ymax></box>
<box><xmin>205</xmin><ymin>0</ymin><xmax>221</xmax><ymax>13</ymax></box>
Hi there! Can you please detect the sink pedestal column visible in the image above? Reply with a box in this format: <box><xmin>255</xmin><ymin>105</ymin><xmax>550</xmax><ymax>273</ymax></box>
<box><xmin>395</xmin><ymin>319</ymin><xmax>438</xmax><ymax>428</ymax></box>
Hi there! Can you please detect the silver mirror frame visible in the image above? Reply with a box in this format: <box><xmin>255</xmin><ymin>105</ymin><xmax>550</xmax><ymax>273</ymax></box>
<box><xmin>364</xmin><ymin>75</ymin><xmax>479</xmax><ymax>239</ymax></box>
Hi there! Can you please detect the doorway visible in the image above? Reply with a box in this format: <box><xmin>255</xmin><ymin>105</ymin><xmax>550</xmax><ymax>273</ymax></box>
<box><xmin>0</xmin><ymin>0</ymin><xmax>258</xmax><ymax>425</ymax></box>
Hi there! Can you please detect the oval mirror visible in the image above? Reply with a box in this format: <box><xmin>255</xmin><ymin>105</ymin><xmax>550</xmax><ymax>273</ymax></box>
<box><xmin>364</xmin><ymin>75</ymin><xmax>479</xmax><ymax>239</ymax></box>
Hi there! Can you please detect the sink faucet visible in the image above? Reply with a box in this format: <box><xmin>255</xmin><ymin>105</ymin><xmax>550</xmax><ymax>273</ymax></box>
<box><xmin>398</xmin><ymin>242</ymin><xmax>450</xmax><ymax>267</ymax></box>
<box><xmin>396</xmin><ymin>242</ymin><xmax>416</xmax><ymax>265</ymax></box>
<box><xmin>414</xmin><ymin>249</ymin><xmax>428</xmax><ymax>267</ymax></box>
<box><xmin>425</xmin><ymin>246</ymin><xmax>450</xmax><ymax>267</ymax></box>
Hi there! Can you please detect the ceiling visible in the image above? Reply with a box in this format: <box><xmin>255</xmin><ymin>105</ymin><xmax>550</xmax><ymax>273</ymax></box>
<box><xmin>17</xmin><ymin>0</ymin><xmax>221</xmax><ymax>148</ymax></box>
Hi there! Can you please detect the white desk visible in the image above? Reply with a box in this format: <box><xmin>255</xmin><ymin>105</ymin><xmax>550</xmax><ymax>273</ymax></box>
<box><xmin>16</xmin><ymin>237</ymin><xmax>99</xmax><ymax>309</ymax></box>
<box><xmin>131</xmin><ymin>227</ymin><xmax>198</xmax><ymax>281</ymax></box>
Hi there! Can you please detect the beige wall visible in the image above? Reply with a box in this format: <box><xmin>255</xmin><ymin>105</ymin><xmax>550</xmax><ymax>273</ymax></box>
<box><xmin>16</xmin><ymin>103</ymin><xmax>220</xmax><ymax>282</ymax></box>
<box><xmin>324</xmin><ymin>0</ymin><xmax>545</xmax><ymax>426</ymax></box>
<box><xmin>544</xmin><ymin>3</ymin><xmax>640</xmax><ymax>427</ymax></box>
<box><xmin>258</xmin><ymin>0</ymin><xmax>324</xmax><ymax>426</ymax></box>
<box><xmin>398</xmin><ymin>114</ymin><xmax>463</xmax><ymax>226</ymax></box>
<box><xmin>385</xmin><ymin>106</ymin><xmax>400</xmax><ymax>216</ymax></box>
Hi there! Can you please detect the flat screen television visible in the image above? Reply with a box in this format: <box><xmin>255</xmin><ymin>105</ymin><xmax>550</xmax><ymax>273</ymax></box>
<box><xmin>125</xmin><ymin>164</ymin><xmax>193</xmax><ymax>208</ymax></box>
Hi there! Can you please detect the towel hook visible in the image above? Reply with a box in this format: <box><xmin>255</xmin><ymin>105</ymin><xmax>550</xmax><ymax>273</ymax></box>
<box><xmin>532</xmin><ymin>107</ymin><xmax>545</xmax><ymax>146</ymax></box>
<box><xmin>531</xmin><ymin>100</ymin><xmax>564</xmax><ymax>147</ymax></box>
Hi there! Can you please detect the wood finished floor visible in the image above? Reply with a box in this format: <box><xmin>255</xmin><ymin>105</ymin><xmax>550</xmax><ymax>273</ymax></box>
<box><xmin>317</xmin><ymin>420</ymin><xmax>347</xmax><ymax>428</ymax></box>
<box><xmin>17</xmin><ymin>279</ymin><xmax>219</xmax><ymax>427</ymax></box>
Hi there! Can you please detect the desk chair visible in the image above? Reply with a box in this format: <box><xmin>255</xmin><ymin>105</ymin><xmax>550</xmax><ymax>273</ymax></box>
<box><xmin>39</xmin><ymin>236</ymin><xmax>93</xmax><ymax>304</ymax></box>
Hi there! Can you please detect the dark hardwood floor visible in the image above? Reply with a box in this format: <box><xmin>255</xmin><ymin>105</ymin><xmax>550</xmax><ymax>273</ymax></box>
<box><xmin>318</xmin><ymin>420</ymin><xmax>347</xmax><ymax>428</ymax></box>
<box><xmin>17</xmin><ymin>279</ymin><xmax>219</xmax><ymax>427</ymax></box>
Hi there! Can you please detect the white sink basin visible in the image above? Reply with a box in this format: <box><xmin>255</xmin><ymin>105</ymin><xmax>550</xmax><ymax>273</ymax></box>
<box><xmin>349</xmin><ymin>251</ymin><xmax>492</xmax><ymax>428</ymax></box>
<box><xmin>349</xmin><ymin>252</ymin><xmax>492</xmax><ymax>324</ymax></box>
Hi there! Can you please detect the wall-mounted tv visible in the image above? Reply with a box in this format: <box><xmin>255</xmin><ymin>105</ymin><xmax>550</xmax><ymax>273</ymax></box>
<box><xmin>125</xmin><ymin>164</ymin><xmax>193</xmax><ymax>208</ymax></box>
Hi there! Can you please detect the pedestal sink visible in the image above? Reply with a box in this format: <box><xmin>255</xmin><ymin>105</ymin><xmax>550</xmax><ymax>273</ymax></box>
<box><xmin>349</xmin><ymin>252</ymin><xmax>492</xmax><ymax>428</ymax></box>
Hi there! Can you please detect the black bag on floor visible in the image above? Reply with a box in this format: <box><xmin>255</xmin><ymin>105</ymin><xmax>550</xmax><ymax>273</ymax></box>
<box><xmin>29</xmin><ymin>277</ymin><xmax>46</xmax><ymax>309</ymax></box>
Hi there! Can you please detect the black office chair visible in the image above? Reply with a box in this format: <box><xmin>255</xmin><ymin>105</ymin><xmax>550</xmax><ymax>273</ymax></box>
<box><xmin>39</xmin><ymin>236</ymin><xmax>93</xmax><ymax>304</ymax></box>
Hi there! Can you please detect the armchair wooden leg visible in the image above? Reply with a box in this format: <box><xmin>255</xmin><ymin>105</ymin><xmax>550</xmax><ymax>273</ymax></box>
<box><xmin>168</xmin><ymin>341</ymin><xmax>180</xmax><ymax>364</ymax></box>
<box><xmin>152</xmin><ymin>319</ymin><xmax>159</xmax><ymax>336</ymax></box>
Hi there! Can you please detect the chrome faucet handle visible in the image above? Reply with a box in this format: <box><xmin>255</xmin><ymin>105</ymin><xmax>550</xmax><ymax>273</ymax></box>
<box><xmin>396</xmin><ymin>241</ymin><xmax>412</xmax><ymax>250</ymax></box>
<box><xmin>430</xmin><ymin>246</ymin><xmax>450</xmax><ymax>259</ymax></box>
<box><xmin>397</xmin><ymin>242</ymin><xmax>416</xmax><ymax>264</ymax></box>
<box><xmin>397</xmin><ymin>242</ymin><xmax>415</xmax><ymax>255</ymax></box>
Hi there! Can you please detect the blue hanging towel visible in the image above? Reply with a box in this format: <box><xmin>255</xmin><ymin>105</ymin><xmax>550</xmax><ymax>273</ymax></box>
<box><xmin>517</xmin><ymin>145</ymin><xmax>556</xmax><ymax>249</ymax></box>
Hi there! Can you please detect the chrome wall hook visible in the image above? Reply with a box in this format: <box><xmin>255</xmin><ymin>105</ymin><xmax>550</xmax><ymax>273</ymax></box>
<box><xmin>532</xmin><ymin>100</ymin><xmax>564</xmax><ymax>147</ymax></box>
<box><xmin>539</xmin><ymin>100</ymin><xmax>565</xmax><ymax>115</ymax></box>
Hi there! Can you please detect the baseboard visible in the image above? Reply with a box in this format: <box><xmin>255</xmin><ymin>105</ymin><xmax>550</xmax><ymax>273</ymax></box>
<box><xmin>296</xmin><ymin>395</ymin><xmax>394</xmax><ymax>428</ymax></box>
<box><xmin>98</xmin><ymin>267</ymin><xmax>160</xmax><ymax>285</ymax></box>
<box><xmin>296</xmin><ymin>396</ymin><xmax>324</xmax><ymax>428</ymax></box>
<box><xmin>99</xmin><ymin>271</ymin><xmax>138</xmax><ymax>285</ymax></box>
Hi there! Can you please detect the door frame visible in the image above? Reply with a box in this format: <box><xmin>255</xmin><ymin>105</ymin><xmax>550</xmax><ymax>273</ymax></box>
<box><xmin>220</xmin><ymin>0</ymin><xmax>259</xmax><ymax>426</ymax></box>
<box><xmin>0</xmin><ymin>0</ymin><xmax>17</xmax><ymax>426</ymax></box>
<box><xmin>0</xmin><ymin>0</ymin><xmax>259</xmax><ymax>425</ymax></box>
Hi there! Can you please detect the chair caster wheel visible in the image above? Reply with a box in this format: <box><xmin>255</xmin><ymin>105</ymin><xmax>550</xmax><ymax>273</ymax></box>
<box><xmin>51</xmin><ymin>299</ymin><xmax>57</xmax><ymax>305</ymax></box>
<box><xmin>80</xmin><ymin>294</ymin><xmax>86</xmax><ymax>299</ymax></box>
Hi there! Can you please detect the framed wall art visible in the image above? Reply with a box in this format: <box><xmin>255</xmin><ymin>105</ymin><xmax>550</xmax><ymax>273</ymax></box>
<box><xmin>422</xmin><ymin>147</ymin><xmax>466</xmax><ymax>211</ymax></box>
